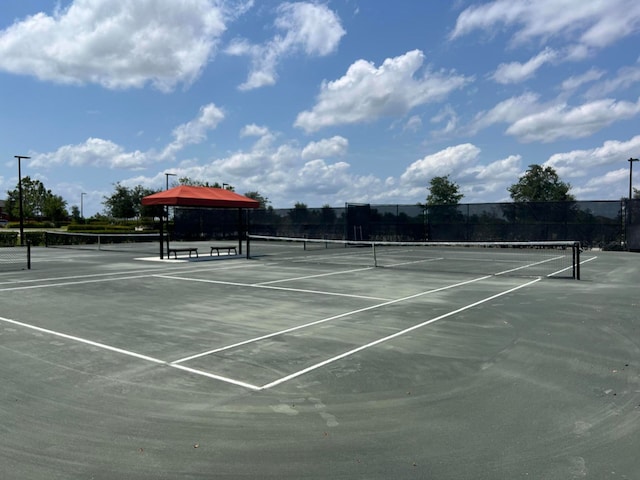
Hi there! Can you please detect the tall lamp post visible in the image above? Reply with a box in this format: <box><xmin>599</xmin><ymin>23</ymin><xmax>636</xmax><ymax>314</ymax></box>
<box><xmin>81</xmin><ymin>192</ymin><xmax>87</xmax><ymax>219</ymax></box>
<box><xmin>162</xmin><ymin>173</ymin><xmax>177</xmax><ymax>259</ymax></box>
<box><xmin>627</xmin><ymin>158</ymin><xmax>639</xmax><ymax>250</ymax></box>
<box><xmin>165</xmin><ymin>172</ymin><xmax>176</xmax><ymax>190</ymax></box>
<box><xmin>629</xmin><ymin>158</ymin><xmax>639</xmax><ymax>199</ymax></box>
<box><xmin>15</xmin><ymin>155</ymin><xmax>30</xmax><ymax>246</ymax></box>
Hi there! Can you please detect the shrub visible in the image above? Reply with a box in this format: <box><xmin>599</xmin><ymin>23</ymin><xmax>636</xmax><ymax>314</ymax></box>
<box><xmin>0</xmin><ymin>231</ymin><xmax>18</xmax><ymax>247</ymax></box>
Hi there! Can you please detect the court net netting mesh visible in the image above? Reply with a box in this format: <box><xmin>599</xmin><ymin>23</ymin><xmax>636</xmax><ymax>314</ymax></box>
<box><xmin>246</xmin><ymin>235</ymin><xmax>581</xmax><ymax>279</ymax></box>
<box><xmin>0</xmin><ymin>245</ymin><xmax>31</xmax><ymax>271</ymax></box>
<box><xmin>44</xmin><ymin>231</ymin><xmax>163</xmax><ymax>254</ymax></box>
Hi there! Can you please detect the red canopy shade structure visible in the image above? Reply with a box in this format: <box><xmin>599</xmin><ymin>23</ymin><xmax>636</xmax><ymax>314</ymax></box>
<box><xmin>141</xmin><ymin>186</ymin><xmax>260</xmax><ymax>259</ymax></box>
<box><xmin>141</xmin><ymin>185</ymin><xmax>260</xmax><ymax>209</ymax></box>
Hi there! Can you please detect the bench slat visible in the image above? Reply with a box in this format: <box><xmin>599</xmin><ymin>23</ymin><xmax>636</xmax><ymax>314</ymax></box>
<box><xmin>210</xmin><ymin>246</ymin><xmax>237</xmax><ymax>256</ymax></box>
<box><xmin>168</xmin><ymin>248</ymin><xmax>198</xmax><ymax>259</ymax></box>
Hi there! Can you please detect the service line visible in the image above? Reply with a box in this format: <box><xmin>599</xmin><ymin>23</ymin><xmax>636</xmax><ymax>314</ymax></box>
<box><xmin>170</xmin><ymin>274</ymin><xmax>493</xmax><ymax>365</ymax></box>
<box><xmin>259</xmin><ymin>277</ymin><xmax>541</xmax><ymax>390</ymax></box>
<box><xmin>155</xmin><ymin>274</ymin><xmax>391</xmax><ymax>301</ymax></box>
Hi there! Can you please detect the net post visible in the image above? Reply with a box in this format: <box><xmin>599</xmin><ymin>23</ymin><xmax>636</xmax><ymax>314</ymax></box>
<box><xmin>246</xmin><ymin>234</ymin><xmax>251</xmax><ymax>259</ymax></box>
<box><xmin>372</xmin><ymin>242</ymin><xmax>378</xmax><ymax>267</ymax></box>
<box><xmin>575</xmin><ymin>242</ymin><xmax>581</xmax><ymax>280</ymax></box>
<box><xmin>159</xmin><ymin>212</ymin><xmax>164</xmax><ymax>259</ymax></box>
<box><xmin>27</xmin><ymin>240</ymin><xmax>31</xmax><ymax>270</ymax></box>
<box><xmin>98</xmin><ymin>234</ymin><xmax>101</xmax><ymax>251</ymax></box>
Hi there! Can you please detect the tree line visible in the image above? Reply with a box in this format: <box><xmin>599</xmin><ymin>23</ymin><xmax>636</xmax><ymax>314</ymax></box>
<box><xmin>426</xmin><ymin>164</ymin><xmax>576</xmax><ymax>206</ymax></box>
<box><xmin>2</xmin><ymin>176</ymin><xmax>271</xmax><ymax>224</ymax></box>
<box><xmin>3</xmin><ymin>164</ymin><xmax>636</xmax><ymax>224</ymax></box>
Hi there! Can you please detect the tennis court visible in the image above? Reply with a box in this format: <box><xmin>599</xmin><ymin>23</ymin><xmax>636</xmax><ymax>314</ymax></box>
<box><xmin>0</xmin><ymin>241</ymin><xmax>638</xmax><ymax>479</ymax></box>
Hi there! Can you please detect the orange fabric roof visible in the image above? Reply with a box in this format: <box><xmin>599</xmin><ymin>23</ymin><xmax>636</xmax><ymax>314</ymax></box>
<box><xmin>141</xmin><ymin>185</ymin><xmax>260</xmax><ymax>208</ymax></box>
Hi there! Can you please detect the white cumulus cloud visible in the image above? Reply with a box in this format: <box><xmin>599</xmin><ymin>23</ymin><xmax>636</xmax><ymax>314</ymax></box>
<box><xmin>0</xmin><ymin>0</ymin><xmax>232</xmax><ymax>91</ymax></box>
<box><xmin>160</xmin><ymin>103</ymin><xmax>225</xmax><ymax>160</ymax></box>
<box><xmin>30</xmin><ymin>103</ymin><xmax>225</xmax><ymax>170</ymax></box>
<box><xmin>30</xmin><ymin>138</ymin><xmax>149</xmax><ymax>169</ymax></box>
<box><xmin>545</xmin><ymin>135</ymin><xmax>640</xmax><ymax>178</ymax></box>
<box><xmin>451</xmin><ymin>0</ymin><xmax>640</xmax><ymax>50</ymax></box>
<box><xmin>301</xmin><ymin>136</ymin><xmax>348</xmax><ymax>160</ymax></box>
<box><xmin>400</xmin><ymin>143</ymin><xmax>481</xmax><ymax>187</ymax></box>
<box><xmin>492</xmin><ymin>48</ymin><xmax>557</xmax><ymax>84</ymax></box>
<box><xmin>506</xmin><ymin>97</ymin><xmax>640</xmax><ymax>142</ymax></box>
<box><xmin>227</xmin><ymin>2</ymin><xmax>345</xmax><ymax>90</ymax></box>
<box><xmin>295</xmin><ymin>50</ymin><xmax>472</xmax><ymax>132</ymax></box>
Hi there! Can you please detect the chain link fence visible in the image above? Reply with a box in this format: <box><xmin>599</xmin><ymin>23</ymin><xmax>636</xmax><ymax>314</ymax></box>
<box><xmin>172</xmin><ymin>199</ymin><xmax>639</xmax><ymax>251</ymax></box>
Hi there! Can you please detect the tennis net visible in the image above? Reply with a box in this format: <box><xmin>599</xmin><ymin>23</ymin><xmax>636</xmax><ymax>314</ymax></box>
<box><xmin>0</xmin><ymin>245</ymin><xmax>31</xmax><ymax>271</ymax></box>
<box><xmin>246</xmin><ymin>235</ymin><xmax>582</xmax><ymax>279</ymax></box>
<box><xmin>44</xmin><ymin>231</ymin><xmax>163</xmax><ymax>254</ymax></box>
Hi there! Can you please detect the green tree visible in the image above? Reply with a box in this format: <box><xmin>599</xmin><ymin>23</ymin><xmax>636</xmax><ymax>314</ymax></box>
<box><xmin>427</xmin><ymin>175</ymin><xmax>463</xmax><ymax>205</ymax></box>
<box><xmin>508</xmin><ymin>164</ymin><xmax>575</xmax><ymax>202</ymax></box>
<box><xmin>103</xmin><ymin>183</ymin><xmax>136</xmax><ymax>218</ymax></box>
<box><xmin>5</xmin><ymin>176</ymin><xmax>68</xmax><ymax>221</ymax></box>
<box><xmin>320</xmin><ymin>204</ymin><xmax>336</xmax><ymax>225</ymax></box>
<box><xmin>103</xmin><ymin>183</ymin><xmax>156</xmax><ymax>219</ymax></box>
<box><xmin>244</xmin><ymin>191</ymin><xmax>271</xmax><ymax>209</ymax></box>
<box><xmin>178</xmin><ymin>177</ymin><xmax>233</xmax><ymax>190</ymax></box>
<box><xmin>70</xmin><ymin>205</ymin><xmax>82</xmax><ymax>223</ymax></box>
<box><xmin>132</xmin><ymin>185</ymin><xmax>158</xmax><ymax>218</ymax></box>
<box><xmin>43</xmin><ymin>194</ymin><xmax>69</xmax><ymax>222</ymax></box>
<box><xmin>288</xmin><ymin>202</ymin><xmax>310</xmax><ymax>226</ymax></box>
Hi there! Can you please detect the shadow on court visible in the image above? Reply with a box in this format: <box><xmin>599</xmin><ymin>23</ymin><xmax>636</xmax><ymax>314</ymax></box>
<box><xmin>0</xmin><ymin>245</ymin><xmax>638</xmax><ymax>479</ymax></box>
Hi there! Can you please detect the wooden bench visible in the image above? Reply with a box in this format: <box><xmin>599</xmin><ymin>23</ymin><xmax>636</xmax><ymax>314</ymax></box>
<box><xmin>168</xmin><ymin>247</ymin><xmax>198</xmax><ymax>259</ymax></box>
<box><xmin>210</xmin><ymin>246</ymin><xmax>237</xmax><ymax>256</ymax></box>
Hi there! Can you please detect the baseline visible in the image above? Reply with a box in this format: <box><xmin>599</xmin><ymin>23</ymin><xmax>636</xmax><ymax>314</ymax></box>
<box><xmin>0</xmin><ymin>262</ymin><xmax>261</xmax><ymax>291</ymax></box>
<box><xmin>0</xmin><ymin>314</ymin><xmax>261</xmax><ymax>390</ymax></box>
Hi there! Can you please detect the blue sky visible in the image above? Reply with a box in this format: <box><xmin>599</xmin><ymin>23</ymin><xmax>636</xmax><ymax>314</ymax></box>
<box><xmin>1</xmin><ymin>0</ymin><xmax>639</xmax><ymax>216</ymax></box>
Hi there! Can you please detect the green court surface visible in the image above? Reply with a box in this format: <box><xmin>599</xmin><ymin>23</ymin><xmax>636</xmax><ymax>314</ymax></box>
<box><xmin>0</xmin><ymin>243</ymin><xmax>638</xmax><ymax>479</ymax></box>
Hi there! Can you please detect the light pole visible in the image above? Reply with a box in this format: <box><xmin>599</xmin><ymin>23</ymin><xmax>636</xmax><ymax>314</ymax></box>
<box><xmin>165</xmin><ymin>172</ymin><xmax>177</xmax><ymax>190</ymax></box>
<box><xmin>15</xmin><ymin>155</ymin><xmax>30</xmax><ymax>246</ymax></box>
<box><xmin>163</xmin><ymin>173</ymin><xmax>177</xmax><ymax>259</ymax></box>
<box><xmin>81</xmin><ymin>193</ymin><xmax>87</xmax><ymax>219</ymax></box>
<box><xmin>629</xmin><ymin>158</ymin><xmax>639</xmax><ymax>199</ymax></box>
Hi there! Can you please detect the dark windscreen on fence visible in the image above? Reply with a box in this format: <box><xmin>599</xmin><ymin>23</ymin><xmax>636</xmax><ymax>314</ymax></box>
<box><xmin>253</xmin><ymin>201</ymin><xmax>626</xmax><ymax>249</ymax></box>
<box><xmin>172</xmin><ymin>200</ymin><xmax>634</xmax><ymax>251</ymax></box>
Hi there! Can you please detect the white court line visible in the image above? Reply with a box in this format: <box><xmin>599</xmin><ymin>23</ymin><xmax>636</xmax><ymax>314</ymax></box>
<box><xmin>547</xmin><ymin>255</ymin><xmax>597</xmax><ymax>277</ymax></box>
<box><xmin>495</xmin><ymin>254</ymin><xmax>565</xmax><ymax>276</ymax></box>
<box><xmin>259</xmin><ymin>277</ymin><xmax>541</xmax><ymax>390</ymax></box>
<box><xmin>254</xmin><ymin>266</ymin><xmax>374</xmax><ymax>285</ymax></box>
<box><xmin>171</xmin><ymin>274</ymin><xmax>492</xmax><ymax>364</ymax></box>
<box><xmin>0</xmin><ymin>314</ymin><xmax>261</xmax><ymax>391</ymax></box>
<box><xmin>382</xmin><ymin>257</ymin><xmax>444</xmax><ymax>268</ymax></box>
<box><xmin>155</xmin><ymin>274</ymin><xmax>390</xmax><ymax>301</ymax></box>
<box><xmin>166</xmin><ymin>364</ymin><xmax>260</xmax><ymax>390</ymax></box>
<box><xmin>0</xmin><ymin>274</ymin><xmax>155</xmax><ymax>292</ymax></box>
<box><xmin>0</xmin><ymin>262</ymin><xmax>260</xmax><ymax>291</ymax></box>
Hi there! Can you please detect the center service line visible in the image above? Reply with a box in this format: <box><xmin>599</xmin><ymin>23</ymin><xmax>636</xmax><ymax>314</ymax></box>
<box><xmin>259</xmin><ymin>277</ymin><xmax>541</xmax><ymax>390</ymax></box>
<box><xmin>155</xmin><ymin>274</ymin><xmax>390</xmax><ymax>301</ymax></box>
<box><xmin>171</xmin><ymin>274</ymin><xmax>492</xmax><ymax>365</ymax></box>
